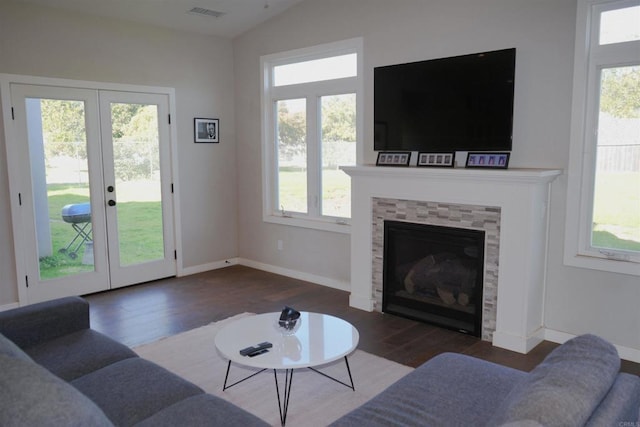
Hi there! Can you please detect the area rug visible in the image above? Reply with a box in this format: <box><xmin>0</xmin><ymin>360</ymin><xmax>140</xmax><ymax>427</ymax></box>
<box><xmin>133</xmin><ymin>313</ymin><xmax>413</xmax><ymax>426</ymax></box>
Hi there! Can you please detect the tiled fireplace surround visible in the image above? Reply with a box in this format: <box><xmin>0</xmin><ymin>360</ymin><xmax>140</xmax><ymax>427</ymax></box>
<box><xmin>343</xmin><ymin>165</ymin><xmax>561</xmax><ymax>354</ymax></box>
<box><xmin>372</xmin><ymin>198</ymin><xmax>500</xmax><ymax>342</ymax></box>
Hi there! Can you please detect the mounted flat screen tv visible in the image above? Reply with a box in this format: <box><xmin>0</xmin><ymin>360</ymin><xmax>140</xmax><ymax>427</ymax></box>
<box><xmin>374</xmin><ymin>48</ymin><xmax>515</xmax><ymax>152</ymax></box>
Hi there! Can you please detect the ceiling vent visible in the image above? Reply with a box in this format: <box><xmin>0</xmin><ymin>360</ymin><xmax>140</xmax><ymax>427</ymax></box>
<box><xmin>188</xmin><ymin>7</ymin><xmax>225</xmax><ymax>18</ymax></box>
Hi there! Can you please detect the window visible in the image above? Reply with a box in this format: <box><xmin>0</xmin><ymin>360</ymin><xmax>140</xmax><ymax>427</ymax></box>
<box><xmin>565</xmin><ymin>0</ymin><xmax>640</xmax><ymax>275</ymax></box>
<box><xmin>261</xmin><ymin>39</ymin><xmax>362</xmax><ymax>232</ymax></box>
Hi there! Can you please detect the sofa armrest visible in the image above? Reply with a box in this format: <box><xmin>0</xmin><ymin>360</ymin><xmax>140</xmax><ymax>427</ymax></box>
<box><xmin>0</xmin><ymin>297</ymin><xmax>90</xmax><ymax>349</ymax></box>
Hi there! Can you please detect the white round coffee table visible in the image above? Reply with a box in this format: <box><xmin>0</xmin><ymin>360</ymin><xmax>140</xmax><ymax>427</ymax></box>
<box><xmin>215</xmin><ymin>312</ymin><xmax>359</xmax><ymax>425</ymax></box>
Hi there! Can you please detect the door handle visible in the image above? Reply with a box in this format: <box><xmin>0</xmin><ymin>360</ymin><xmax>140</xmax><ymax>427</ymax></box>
<box><xmin>108</xmin><ymin>200</ymin><xmax>116</xmax><ymax>207</ymax></box>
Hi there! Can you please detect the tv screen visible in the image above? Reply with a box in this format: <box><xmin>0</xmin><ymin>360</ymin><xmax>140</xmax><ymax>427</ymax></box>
<box><xmin>374</xmin><ymin>48</ymin><xmax>515</xmax><ymax>152</ymax></box>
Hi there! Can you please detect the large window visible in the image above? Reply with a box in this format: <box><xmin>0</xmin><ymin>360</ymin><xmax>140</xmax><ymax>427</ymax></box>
<box><xmin>565</xmin><ymin>0</ymin><xmax>640</xmax><ymax>275</ymax></box>
<box><xmin>261</xmin><ymin>39</ymin><xmax>362</xmax><ymax>232</ymax></box>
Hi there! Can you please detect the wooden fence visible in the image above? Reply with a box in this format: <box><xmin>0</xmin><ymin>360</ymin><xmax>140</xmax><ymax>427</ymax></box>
<box><xmin>597</xmin><ymin>145</ymin><xmax>640</xmax><ymax>172</ymax></box>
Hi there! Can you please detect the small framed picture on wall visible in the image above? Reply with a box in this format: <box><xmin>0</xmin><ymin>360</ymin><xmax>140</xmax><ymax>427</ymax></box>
<box><xmin>465</xmin><ymin>152</ymin><xmax>510</xmax><ymax>169</ymax></box>
<box><xmin>417</xmin><ymin>152</ymin><xmax>455</xmax><ymax>167</ymax></box>
<box><xmin>194</xmin><ymin>118</ymin><xmax>219</xmax><ymax>143</ymax></box>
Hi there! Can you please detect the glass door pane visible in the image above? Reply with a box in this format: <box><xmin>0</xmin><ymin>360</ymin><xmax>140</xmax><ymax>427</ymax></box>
<box><xmin>99</xmin><ymin>91</ymin><xmax>175</xmax><ymax>288</ymax></box>
<box><xmin>110</xmin><ymin>102</ymin><xmax>165</xmax><ymax>266</ymax></box>
<box><xmin>26</xmin><ymin>97</ymin><xmax>96</xmax><ymax>280</ymax></box>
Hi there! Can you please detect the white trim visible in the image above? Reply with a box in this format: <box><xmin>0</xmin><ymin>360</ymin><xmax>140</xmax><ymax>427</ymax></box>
<box><xmin>0</xmin><ymin>73</ymin><xmax>177</xmax><ymax>96</ymax></box>
<box><xmin>177</xmin><ymin>256</ymin><xmax>350</xmax><ymax>293</ymax></box>
<box><xmin>263</xmin><ymin>214</ymin><xmax>351</xmax><ymax>234</ymax></box>
<box><xmin>545</xmin><ymin>328</ymin><xmax>640</xmax><ymax>363</ymax></box>
<box><xmin>493</xmin><ymin>328</ymin><xmax>546</xmax><ymax>354</ymax></box>
<box><xmin>262</xmin><ymin>37</ymin><xmax>364</xmax><ymax>70</ymax></box>
<box><xmin>564</xmin><ymin>0</ymin><xmax>640</xmax><ymax>276</ymax></box>
<box><xmin>0</xmin><ymin>73</ymin><xmax>183</xmax><ymax>304</ymax></box>
<box><xmin>178</xmin><ymin>258</ymin><xmax>239</xmax><ymax>277</ymax></box>
<box><xmin>238</xmin><ymin>258</ymin><xmax>350</xmax><ymax>292</ymax></box>
<box><xmin>0</xmin><ymin>303</ymin><xmax>21</xmax><ymax>312</ymax></box>
<box><xmin>349</xmin><ymin>294</ymin><xmax>375</xmax><ymax>312</ymax></box>
<box><xmin>260</xmin><ymin>38</ymin><xmax>363</xmax><ymax>231</ymax></box>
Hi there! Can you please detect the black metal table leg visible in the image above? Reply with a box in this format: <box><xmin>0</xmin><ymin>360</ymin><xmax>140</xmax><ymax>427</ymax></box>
<box><xmin>343</xmin><ymin>356</ymin><xmax>355</xmax><ymax>390</ymax></box>
<box><xmin>223</xmin><ymin>360</ymin><xmax>232</xmax><ymax>390</ymax></box>
<box><xmin>222</xmin><ymin>361</ymin><xmax>266</xmax><ymax>391</ymax></box>
<box><xmin>307</xmin><ymin>356</ymin><xmax>355</xmax><ymax>390</ymax></box>
<box><xmin>274</xmin><ymin>369</ymin><xmax>294</xmax><ymax>426</ymax></box>
<box><xmin>221</xmin><ymin>355</ymin><xmax>355</xmax><ymax>426</ymax></box>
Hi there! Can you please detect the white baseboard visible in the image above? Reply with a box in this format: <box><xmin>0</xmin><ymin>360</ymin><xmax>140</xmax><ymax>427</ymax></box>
<box><xmin>178</xmin><ymin>258</ymin><xmax>239</xmax><ymax>277</ymax></box>
<box><xmin>492</xmin><ymin>328</ymin><xmax>545</xmax><ymax>354</ymax></box>
<box><xmin>237</xmin><ymin>258</ymin><xmax>350</xmax><ymax>292</ymax></box>
<box><xmin>349</xmin><ymin>293</ymin><xmax>375</xmax><ymax>311</ymax></box>
<box><xmin>545</xmin><ymin>328</ymin><xmax>640</xmax><ymax>364</ymax></box>
<box><xmin>0</xmin><ymin>302</ymin><xmax>20</xmax><ymax>312</ymax></box>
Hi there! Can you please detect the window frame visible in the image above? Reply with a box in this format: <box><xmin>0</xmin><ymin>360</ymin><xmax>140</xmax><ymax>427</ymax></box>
<box><xmin>564</xmin><ymin>0</ymin><xmax>640</xmax><ymax>275</ymax></box>
<box><xmin>260</xmin><ymin>38</ymin><xmax>363</xmax><ymax>233</ymax></box>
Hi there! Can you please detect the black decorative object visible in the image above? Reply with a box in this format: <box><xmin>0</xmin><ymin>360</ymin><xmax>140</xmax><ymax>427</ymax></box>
<box><xmin>274</xmin><ymin>306</ymin><xmax>301</xmax><ymax>335</ymax></box>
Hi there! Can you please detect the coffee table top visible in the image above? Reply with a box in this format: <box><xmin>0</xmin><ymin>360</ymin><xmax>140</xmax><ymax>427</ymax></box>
<box><xmin>214</xmin><ymin>312</ymin><xmax>359</xmax><ymax>370</ymax></box>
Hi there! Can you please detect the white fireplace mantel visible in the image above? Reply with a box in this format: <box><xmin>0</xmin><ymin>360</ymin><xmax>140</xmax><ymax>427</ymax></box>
<box><xmin>342</xmin><ymin>165</ymin><xmax>562</xmax><ymax>354</ymax></box>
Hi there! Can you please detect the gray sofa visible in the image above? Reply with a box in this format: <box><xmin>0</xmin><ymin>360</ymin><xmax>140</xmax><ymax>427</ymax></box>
<box><xmin>332</xmin><ymin>334</ymin><xmax>640</xmax><ymax>426</ymax></box>
<box><xmin>1</xmin><ymin>296</ymin><xmax>639</xmax><ymax>426</ymax></box>
<box><xmin>0</xmin><ymin>297</ymin><xmax>268</xmax><ymax>426</ymax></box>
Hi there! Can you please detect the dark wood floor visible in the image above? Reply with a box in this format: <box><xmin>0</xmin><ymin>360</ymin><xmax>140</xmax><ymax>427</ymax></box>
<box><xmin>85</xmin><ymin>265</ymin><xmax>640</xmax><ymax>375</ymax></box>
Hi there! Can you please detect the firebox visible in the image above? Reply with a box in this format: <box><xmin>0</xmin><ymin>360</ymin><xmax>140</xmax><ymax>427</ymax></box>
<box><xmin>382</xmin><ymin>221</ymin><xmax>485</xmax><ymax>336</ymax></box>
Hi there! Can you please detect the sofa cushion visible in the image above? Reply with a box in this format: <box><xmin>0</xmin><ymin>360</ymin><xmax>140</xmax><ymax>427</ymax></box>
<box><xmin>585</xmin><ymin>373</ymin><xmax>640</xmax><ymax>426</ymax></box>
<box><xmin>331</xmin><ymin>352</ymin><xmax>526</xmax><ymax>426</ymax></box>
<box><xmin>0</xmin><ymin>296</ymin><xmax>89</xmax><ymax>348</ymax></box>
<box><xmin>489</xmin><ymin>334</ymin><xmax>621</xmax><ymax>427</ymax></box>
<box><xmin>0</xmin><ymin>333</ymin><xmax>32</xmax><ymax>361</ymax></box>
<box><xmin>72</xmin><ymin>357</ymin><xmax>204</xmax><ymax>426</ymax></box>
<box><xmin>133</xmin><ymin>394</ymin><xmax>269</xmax><ymax>426</ymax></box>
<box><xmin>0</xmin><ymin>354</ymin><xmax>113</xmax><ymax>427</ymax></box>
<box><xmin>26</xmin><ymin>328</ymin><xmax>137</xmax><ymax>381</ymax></box>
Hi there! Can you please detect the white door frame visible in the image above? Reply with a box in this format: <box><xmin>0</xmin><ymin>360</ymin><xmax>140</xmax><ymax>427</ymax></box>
<box><xmin>0</xmin><ymin>73</ymin><xmax>183</xmax><ymax>305</ymax></box>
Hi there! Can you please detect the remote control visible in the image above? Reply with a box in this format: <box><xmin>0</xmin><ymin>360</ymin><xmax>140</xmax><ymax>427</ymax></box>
<box><xmin>239</xmin><ymin>341</ymin><xmax>272</xmax><ymax>357</ymax></box>
<box><xmin>248</xmin><ymin>348</ymin><xmax>269</xmax><ymax>357</ymax></box>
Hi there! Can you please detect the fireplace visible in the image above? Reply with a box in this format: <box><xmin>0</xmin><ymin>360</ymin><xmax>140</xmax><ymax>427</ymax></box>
<box><xmin>382</xmin><ymin>221</ymin><xmax>484</xmax><ymax>336</ymax></box>
<box><xmin>342</xmin><ymin>165</ymin><xmax>562</xmax><ymax>353</ymax></box>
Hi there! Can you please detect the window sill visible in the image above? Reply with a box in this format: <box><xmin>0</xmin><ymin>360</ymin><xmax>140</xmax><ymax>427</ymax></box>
<box><xmin>263</xmin><ymin>214</ymin><xmax>351</xmax><ymax>234</ymax></box>
<box><xmin>563</xmin><ymin>252</ymin><xmax>640</xmax><ymax>277</ymax></box>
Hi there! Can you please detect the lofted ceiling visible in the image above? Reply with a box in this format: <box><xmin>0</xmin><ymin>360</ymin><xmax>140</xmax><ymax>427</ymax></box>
<box><xmin>12</xmin><ymin>0</ymin><xmax>306</xmax><ymax>38</ymax></box>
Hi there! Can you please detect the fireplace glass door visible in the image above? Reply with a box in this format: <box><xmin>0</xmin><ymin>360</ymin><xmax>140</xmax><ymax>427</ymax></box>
<box><xmin>382</xmin><ymin>221</ymin><xmax>485</xmax><ymax>336</ymax></box>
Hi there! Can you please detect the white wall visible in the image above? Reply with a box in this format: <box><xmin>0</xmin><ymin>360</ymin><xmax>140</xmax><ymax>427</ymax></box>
<box><xmin>234</xmin><ymin>0</ymin><xmax>640</xmax><ymax>356</ymax></box>
<box><xmin>0</xmin><ymin>1</ymin><xmax>238</xmax><ymax>305</ymax></box>
<box><xmin>1</xmin><ymin>0</ymin><xmax>636</xmax><ymax>357</ymax></box>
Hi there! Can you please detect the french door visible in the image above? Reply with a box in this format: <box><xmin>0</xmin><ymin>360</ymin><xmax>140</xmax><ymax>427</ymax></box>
<box><xmin>8</xmin><ymin>83</ymin><xmax>176</xmax><ymax>303</ymax></box>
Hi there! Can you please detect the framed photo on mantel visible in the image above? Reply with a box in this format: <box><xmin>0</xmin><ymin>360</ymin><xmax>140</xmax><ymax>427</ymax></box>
<box><xmin>376</xmin><ymin>151</ymin><xmax>411</xmax><ymax>166</ymax></box>
<box><xmin>465</xmin><ymin>152</ymin><xmax>510</xmax><ymax>169</ymax></box>
<box><xmin>417</xmin><ymin>152</ymin><xmax>455</xmax><ymax>168</ymax></box>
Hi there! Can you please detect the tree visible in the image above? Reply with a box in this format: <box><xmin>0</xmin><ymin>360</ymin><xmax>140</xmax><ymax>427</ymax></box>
<box><xmin>276</xmin><ymin>95</ymin><xmax>357</xmax><ymax>168</ymax></box>
<box><xmin>321</xmin><ymin>94</ymin><xmax>356</xmax><ymax>169</ymax></box>
<box><xmin>111</xmin><ymin>103</ymin><xmax>144</xmax><ymax>139</ymax></box>
<box><xmin>321</xmin><ymin>94</ymin><xmax>356</xmax><ymax>142</ymax></box>
<box><xmin>112</xmin><ymin>105</ymin><xmax>160</xmax><ymax>181</ymax></box>
<box><xmin>600</xmin><ymin>66</ymin><xmax>640</xmax><ymax>118</ymax></box>
<box><xmin>41</xmin><ymin>99</ymin><xmax>87</xmax><ymax>159</ymax></box>
<box><xmin>277</xmin><ymin>101</ymin><xmax>306</xmax><ymax>164</ymax></box>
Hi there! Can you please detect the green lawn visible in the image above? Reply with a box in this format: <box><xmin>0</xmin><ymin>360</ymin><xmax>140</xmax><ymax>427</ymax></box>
<box><xmin>592</xmin><ymin>171</ymin><xmax>640</xmax><ymax>251</ymax></box>
<box><xmin>40</xmin><ymin>183</ymin><xmax>163</xmax><ymax>279</ymax></box>
<box><xmin>278</xmin><ymin>169</ymin><xmax>351</xmax><ymax>217</ymax></box>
